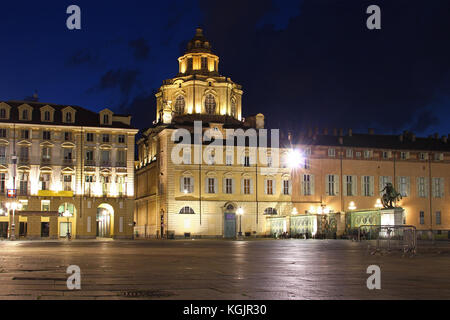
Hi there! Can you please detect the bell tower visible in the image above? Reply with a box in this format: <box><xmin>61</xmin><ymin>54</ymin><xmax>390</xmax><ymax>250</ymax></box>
<box><xmin>156</xmin><ymin>28</ymin><xmax>243</xmax><ymax>124</ymax></box>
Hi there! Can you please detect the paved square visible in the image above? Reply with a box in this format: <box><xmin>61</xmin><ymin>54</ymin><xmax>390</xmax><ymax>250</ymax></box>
<box><xmin>0</xmin><ymin>239</ymin><xmax>449</xmax><ymax>300</ymax></box>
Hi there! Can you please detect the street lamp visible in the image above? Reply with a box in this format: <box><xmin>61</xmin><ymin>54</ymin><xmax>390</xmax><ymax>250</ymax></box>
<box><xmin>62</xmin><ymin>210</ymin><xmax>72</xmax><ymax>239</ymax></box>
<box><xmin>375</xmin><ymin>198</ymin><xmax>383</xmax><ymax>208</ymax></box>
<box><xmin>236</xmin><ymin>207</ymin><xmax>244</xmax><ymax>237</ymax></box>
<box><xmin>286</xmin><ymin>149</ymin><xmax>304</xmax><ymax>169</ymax></box>
<box><xmin>348</xmin><ymin>201</ymin><xmax>356</xmax><ymax>211</ymax></box>
<box><xmin>5</xmin><ymin>201</ymin><xmax>22</xmax><ymax>240</ymax></box>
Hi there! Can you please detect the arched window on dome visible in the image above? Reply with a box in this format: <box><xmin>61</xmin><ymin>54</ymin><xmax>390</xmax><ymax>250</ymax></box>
<box><xmin>174</xmin><ymin>96</ymin><xmax>185</xmax><ymax>115</ymax></box>
<box><xmin>230</xmin><ymin>98</ymin><xmax>237</xmax><ymax>117</ymax></box>
<box><xmin>205</xmin><ymin>94</ymin><xmax>216</xmax><ymax>114</ymax></box>
<box><xmin>179</xmin><ymin>206</ymin><xmax>195</xmax><ymax>214</ymax></box>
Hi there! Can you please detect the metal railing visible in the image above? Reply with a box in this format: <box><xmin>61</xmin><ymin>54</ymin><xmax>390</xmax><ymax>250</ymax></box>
<box><xmin>358</xmin><ymin>225</ymin><xmax>417</xmax><ymax>255</ymax></box>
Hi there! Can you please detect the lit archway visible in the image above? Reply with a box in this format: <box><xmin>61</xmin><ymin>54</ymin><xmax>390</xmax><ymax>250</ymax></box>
<box><xmin>58</xmin><ymin>203</ymin><xmax>76</xmax><ymax>238</ymax></box>
<box><xmin>97</xmin><ymin>203</ymin><xmax>115</xmax><ymax>238</ymax></box>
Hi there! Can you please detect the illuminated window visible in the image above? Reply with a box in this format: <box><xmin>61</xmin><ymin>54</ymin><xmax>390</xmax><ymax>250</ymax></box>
<box><xmin>43</xmin><ymin>131</ymin><xmax>51</xmax><ymax>140</ymax></box>
<box><xmin>65</xmin><ymin>112</ymin><xmax>72</xmax><ymax>123</ymax></box>
<box><xmin>207</xmin><ymin>178</ymin><xmax>216</xmax><ymax>194</ymax></box>
<box><xmin>22</xmin><ymin>109</ymin><xmax>28</xmax><ymax>120</ymax></box>
<box><xmin>264</xmin><ymin>207</ymin><xmax>277</xmax><ymax>215</ymax></box>
<box><xmin>266</xmin><ymin>179</ymin><xmax>274</xmax><ymax>195</ymax></box>
<box><xmin>0</xmin><ymin>109</ymin><xmax>6</xmax><ymax>119</ymax></box>
<box><xmin>283</xmin><ymin>180</ymin><xmax>291</xmax><ymax>195</ymax></box>
<box><xmin>179</xmin><ymin>207</ymin><xmax>195</xmax><ymax>214</ymax></box>
<box><xmin>44</xmin><ymin>111</ymin><xmax>51</xmax><ymax>121</ymax></box>
<box><xmin>419</xmin><ymin>211</ymin><xmax>424</xmax><ymax>225</ymax></box>
<box><xmin>205</xmin><ymin>94</ymin><xmax>216</xmax><ymax>114</ymax></box>
<box><xmin>328</xmin><ymin>148</ymin><xmax>335</xmax><ymax>158</ymax></box>
<box><xmin>174</xmin><ymin>96</ymin><xmax>185</xmax><ymax>115</ymax></box>
<box><xmin>231</xmin><ymin>98</ymin><xmax>236</xmax><ymax>117</ymax></box>
<box><xmin>118</xmin><ymin>135</ymin><xmax>126</xmax><ymax>144</ymax></box>
<box><xmin>243</xmin><ymin>179</ymin><xmax>251</xmax><ymax>194</ymax></box>
<box><xmin>225</xmin><ymin>178</ymin><xmax>233</xmax><ymax>194</ymax></box>
<box><xmin>40</xmin><ymin>174</ymin><xmax>51</xmax><ymax>190</ymax></box>
<box><xmin>41</xmin><ymin>200</ymin><xmax>50</xmax><ymax>211</ymax></box>
<box><xmin>86</xmin><ymin>133</ymin><xmax>94</xmax><ymax>142</ymax></box>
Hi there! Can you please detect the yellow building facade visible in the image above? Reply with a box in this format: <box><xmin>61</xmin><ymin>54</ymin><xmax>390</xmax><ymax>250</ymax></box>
<box><xmin>0</xmin><ymin>101</ymin><xmax>138</xmax><ymax>239</ymax></box>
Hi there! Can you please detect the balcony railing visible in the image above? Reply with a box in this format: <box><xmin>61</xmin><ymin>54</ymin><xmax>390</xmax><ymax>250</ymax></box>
<box><xmin>100</xmin><ymin>161</ymin><xmax>112</xmax><ymax>167</ymax></box>
<box><xmin>116</xmin><ymin>161</ymin><xmax>127</xmax><ymax>168</ymax></box>
<box><xmin>85</xmin><ymin>160</ymin><xmax>95</xmax><ymax>166</ymax></box>
<box><xmin>41</xmin><ymin>158</ymin><xmax>51</xmax><ymax>165</ymax></box>
<box><xmin>18</xmin><ymin>157</ymin><xmax>30</xmax><ymax>165</ymax></box>
<box><xmin>63</xmin><ymin>158</ymin><xmax>74</xmax><ymax>165</ymax></box>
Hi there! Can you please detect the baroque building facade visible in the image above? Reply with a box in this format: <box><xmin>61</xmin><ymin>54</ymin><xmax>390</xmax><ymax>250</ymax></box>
<box><xmin>135</xmin><ymin>28</ymin><xmax>450</xmax><ymax>239</ymax></box>
<box><xmin>0</xmin><ymin>101</ymin><xmax>138</xmax><ymax>239</ymax></box>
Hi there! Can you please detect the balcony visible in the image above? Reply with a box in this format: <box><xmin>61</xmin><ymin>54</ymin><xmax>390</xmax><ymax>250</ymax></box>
<box><xmin>100</xmin><ymin>160</ymin><xmax>112</xmax><ymax>168</ymax></box>
<box><xmin>0</xmin><ymin>157</ymin><xmax>7</xmax><ymax>165</ymax></box>
<box><xmin>41</xmin><ymin>157</ymin><xmax>51</xmax><ymax>165</ymax></box>
<box><xmin>85</xmin><ymin>160</ymin><xmax>95</xmax><ymax>166</ymax></box>
<box><xmin>18</xmin><ymin>157</ymin><xmax>30</xmax><ymax>165</ymax></box>
<box><xmin>63</xmin><ymin>158</ymin><xmax>74</xmax><ymax>166</ymax></box>
<box><xmin>115</xmin><ymin>161</ymin><xmax>127</xmax><ymax>168</ymax></box>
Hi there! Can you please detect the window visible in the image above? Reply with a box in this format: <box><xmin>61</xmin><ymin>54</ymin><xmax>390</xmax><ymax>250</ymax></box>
<box><xmin>201</xmin><ymin>57</ymin><xmax>208</xmax><ymax>69</ymax></box>
<box><xmin>364</xmin><ymin>150</ymin><xmax>372</xmax><ymax>159</ymax></box>
<box><xmin>267</xmin><ymin>156</ymin><xmax>273</xmax><ymax>167</ymax></box>
<box><xmin>118</xmin><ymin>135</ymin><xmax>126</xmax><ymax>144</ymax></box>
<box><xmin>86</xmin><ymin>150</ymin><xmax>94</xmax><ymax>163</ymax></box>
<box><xmin>436</xmin><ymin>211</ymin><xmax>441</xmax><ymax>225</ymax></box>
<box><xmin>43</xmin><ymin>131</ymin><xmax>51</xmax><ymax>140</ymax></box>
<box><xmin>243</xmin><ymin>179</ymin><xmax>251</xmax><ymax>194</ymax></box>
<box><xmin>400</xmin><ymin>152</ymin><xmax>408</xmax><ymax>160</ymax></box>
<box><xmin>225</xmin><ymin>178</ymin><xmax>233</xmax><ymax>194</ymax></box>
<box><xmin>65</xmin><ymin>112</ymin><xmax>72</xmax><ymax>123</ymax></box>
<box><xmin>346</xmin><ymin>149</ymin><xmax>353</xmax><ymax>158</ymax></box>
<box><xmin>362</xmin><ymin>176</ymin><xmax>372</xmax><ymax>197</ymax></box>
<box><xmin>0</xmin><ymin>173</ymin><xmax>6</xmax><ymax>194</ymax></box>
<box><xmin>44</xmin><ymin>111</ymin><xmax>51</xmax><ymax>121</ymax></box>
<box><xmin>117</xmin><ymin>150</ymin><xmax>126</xmax><ymax>167</ymax></box>
<box><xmin>19</xmin><ymin>173</ymin><xmax>29</xmax><ymax>195</ymax></box>
<box><xmin>0</xmin><ymin>109</ymin><xmax>6</xmax><ymax>119</ymax></box>
<box><xmin>102</xmin><ymin>134</ymin><xmax>110</xmax><ymax>143</ymax></box>
<box><xmin>382</xmin><ymin>151</ymin><xmax>389</xmax><ymax>159</ymax></box>
<box><xmin>19</xmin><ymin>200</ymin><xmax>28</xmax><ymax>211</ymax></box>
<box><xmin>356</xmin><ymin>152</ymin><xmax>361</xmax><ymax>158</ymax></box>
<box><xmin>85</xmin><ymin>175</ymin><xmax>94</xmax><ymax>183</ymax></box>
<box><xmin>204</xmin><ymin>94</ymin><xmax>216</xmax><ymax>114</ymax></box>
<box><xmin>63</xmin><ymin>149</ymin><xmax>73</xmax><ymax>161</ymax></box>
<box><xmin>419</xmin><ymin>211</ymin><xmax>424</xmax><ymax>225</ymax></box>
<box><xmin>174</xmin><ymin>96</ymin><xmax>185</xmax><ymax>115</ymax></box>
<box><xmin>304</xmin><ymin>148</ymin><xmax>311</xmax><ymax>156</ymax></box>
<box><xmin>103</xmin><ymin>114</ymin><xmax>109</xmax><ymax>124</ymax></box>
<box><xmin>264</xmin><ymin>208</ymin><xmax>277</xmax><ymax>215</ymax></box>
<box><xmin>283</xmin><ymin>180</ymin><xmax>291</xmax><ymax>195</ymax></box>
<box><xmin>179</xmin><ymin>207</ymin><xmax>195</xmax><ymax>214</ymax></box>
<box><xmin>244</xmin><ymin>156</ymin><xmax>250</xmax><ymax>167</ymax></box>
<box><xmin>101</xmin><ymin>150</ymin><xmax>111</xmax><ymax>166</ymax></box>
<box><xmin>419</xmin><ymin>153</ymin><xmax>427</xmax><ymax>160</ymax></box>
<box><xmin>63</xmin><ymin>175</ymin><xmax>72</xmax><ymax>191</ymax></box>
<box><xmin>417</xmin><ymin>177</ymin><xmax>427</xmax><ymax>198</ymax></box>
<box><xmin>231</xmin><ymin>99</ymin><xmax>237</xmax><ymax>117</ymax></box>
<box><xmin>379</xmin><ymin>176</ymin><xmax>392</xmax><ymax>195</ymax></box>
<box><xmin>207</xmin><ymin>178</ymin><xmax>216</xmax><ymax>193</ymax></box>
<box><xmin>226</xmin><ymin>153</ymin><xmax>233</xmax><ymax>166</ymax></box>
<box><xmin>432</xmin><ymin>178</ymin><xmax>444</xmax><ymax>198</ymax></box>
<box><xmin>434</xmin><ymin>153</ymin><xmax>443</xmax><ymax>161</ymax></box>
<box><xmin>42</xmin><ymin>147</ymin><xmax>51</xmax><ymax>161</ymax></box>
<box><xmin>345</xmin><ymin>175</ymin><xmax>355</xmax><ymax>196</ymax></box>
<box><xmin>302</xmin><ymin>174</ymin><xmax>313</xmax><ymax>196</ymax></box>
<box><xmin>303</xmin><ymin>158</ymin><xmax>310</xmax><ymax>169</ymax></box>
<box><xmin>0</xmin><ymin>129</ymin><xmax>7</xmax><ymax>138</ymax></box>
<box><xmin>20</xmin><ymin>130</ymin><xmax>29</xmax><ymax>139</ymax></box>
<box><xmin>41</xmin><ymin>200</ymin><xmax>50</xmax><ymax>211</ymax></box>
<box><xmin>86</xmin><ymin>133</ymin><xmax>94</xmax><ymax>142</ymax></box>
<box><xmin>327</xmin><ymin>175</ymin><xmax>338</xmax><ymax>196</ymax></box>
<box><xmin>64</xmin><ymin>132</ymin><xmax>72</xmax><ymax>141</ymax></box>
<box><xmin>0</xmin><ymin>146</ymin><xmax>5</xmax><ymax>164</ymax></box>
<box><xmin>398</xmin><ymin>176</ymin><xmax>409</xmax><ymax>197</ymax></box>
<box><xmin>182</xmin><ymin>177</ymin><xmax>193</xmax><ymax>193</ymax></box>
<box><xmin>19</xmin><ymin>146</ymin><xmax>29</xmax><ymax>162</ymax></box>
<box><xmin>328</xmin><ymin>148</ymin><xmax>335</xmax><ymax>158</ymax></box>
<box><xmin>22</xmin><ymin>109</ymin><xmax>28</xmax><ymax>120</ymax></box>
<box><xmin>266</xmin><ymin>179</ymin><xmax>274</xmax><ymax>195</ymax></box>
<box><xmin>40</xmin><ymin>174</ymin><xmax>51</xmax><ymax>191</ymax></box>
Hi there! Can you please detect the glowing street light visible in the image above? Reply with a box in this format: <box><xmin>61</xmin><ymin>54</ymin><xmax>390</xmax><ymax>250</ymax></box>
<box><xmin>291</xmin><ymin>207</ymin><xmax>298</xmax><ymax>215</ymax></box>
<box><xmin>62</xmin><ymin>210</ymin><xmax>73</xmax><ymax>240</ymax></box>
<box><xmin>375</xmin><ymin>198</ymin><xmax>383</xmax><ymax>208</ymax></box>
<box><xmin>348</xmin><ymin>201</ymin><xmax>356</xmax><ymax>211</ymax></box>
<box><xmin>236</xmin><ymin>207</ymin><xmax>244</xmax><ymax>237</ymax></box>
<box><xmin>286</xmin><ymin>149</ymin><xmax>304</xmax><ymax>169</ymax></box>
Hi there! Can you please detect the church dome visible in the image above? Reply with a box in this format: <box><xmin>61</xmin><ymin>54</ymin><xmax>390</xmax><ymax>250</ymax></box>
<box><xmin>185</xmin><ymin>28</ymin><xmax>213</xmax><ymax>54</ymax></box>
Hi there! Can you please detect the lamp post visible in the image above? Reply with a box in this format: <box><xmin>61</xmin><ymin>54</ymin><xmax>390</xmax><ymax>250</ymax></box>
<box><xmin>63</xmin><ymin>210</ymin><xmax>72</xmax><ymax>239</ymax></box>
<box><xmin>5</xmin><ymin>201</ymin><xmax>22</xmax><ymax>241</ymax></box>
<box><xmin>236</xmin><ymin>207</ymin><xmax>244</xmax><ymax>237</ymax></box>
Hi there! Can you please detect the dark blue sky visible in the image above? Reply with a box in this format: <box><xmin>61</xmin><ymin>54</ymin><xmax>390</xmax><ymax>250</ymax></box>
<box><xmin>1</xmin><ymin>0</ymin><xmax>450</xmax><ymax>136</ymax></box>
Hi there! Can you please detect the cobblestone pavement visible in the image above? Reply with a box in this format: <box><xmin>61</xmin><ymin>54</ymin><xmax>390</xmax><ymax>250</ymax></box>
<box><xmin>0</xmin><ymin>239</ymin><xmax>449</xmax><ymax>300</ymax></box>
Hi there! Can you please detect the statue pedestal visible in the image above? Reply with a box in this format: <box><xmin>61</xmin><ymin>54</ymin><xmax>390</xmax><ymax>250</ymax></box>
<box><xmin>380</xmin><ymin>207</ymin><xmax>404</xmax><ymax>225</ymax></box>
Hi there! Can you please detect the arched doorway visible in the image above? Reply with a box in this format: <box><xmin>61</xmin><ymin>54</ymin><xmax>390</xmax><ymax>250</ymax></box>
<box><xmin>223</xmin><ymin>203</ymin><xmax>237</xmax><ymax>238</ymax></box>
<box><xmin>97</xmin><ymin>203</ymin><xmax>114</xmax><ymax>238</ymax></box>
<box><xmin>58</xmin><ymin>203</ymin><xmax>76</xmax><ymax>238</ymax></box>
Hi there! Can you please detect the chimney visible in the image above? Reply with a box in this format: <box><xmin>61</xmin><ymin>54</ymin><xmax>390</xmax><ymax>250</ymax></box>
<box><xmin>368</xmin><ymin>128</ymin><xmax>375</xmax><ymax>135</ymax></box>
<box><xmin>442</xmin><ymin>136</ymin><xmax>448</xmax><ymax>143</ymax></box>
<box><xmin>323</xmin><ymin>128</ymin><xmax>329</xmax><ymax>135</ymax></box>
<box><xmin>399</xmin><ymin>134</ymin><xmax>404</xmax><ymax>142</ymax></box>
<box><xmin>411</xmin><ymin>134</ymin><xmax>416</xmax><ymax>142</ymax></box>
<box><xmin>348</xmin><ymin>129</ymin><xmax>353</xmax><ymax>137</ymax></box>
<box><xmin>339</xmin><ymin>128</ymin><xmax>344</xmax><ymax>136</ymax></box>
<box><xmin>338</xmin><ymin>137</ymin><xmax>344</xmax><ymax>145</ymax></box>
<box><xmin>333</xmin><ymin>128</ymin><xmax>338</xmax><ymax>136</ymax></box>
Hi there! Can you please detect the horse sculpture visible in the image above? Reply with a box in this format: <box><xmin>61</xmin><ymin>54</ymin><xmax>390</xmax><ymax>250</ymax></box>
<box><xmin>380</xmin><ymin>182</ymin><xmax>402</xmax><ymax>208</ymax></box>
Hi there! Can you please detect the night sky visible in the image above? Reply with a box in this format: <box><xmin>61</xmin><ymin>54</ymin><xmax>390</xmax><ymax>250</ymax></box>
<box><xmin>1</xmin><ymin>0</ymin><xmax>450</xmax><ymax>136</ymax></box>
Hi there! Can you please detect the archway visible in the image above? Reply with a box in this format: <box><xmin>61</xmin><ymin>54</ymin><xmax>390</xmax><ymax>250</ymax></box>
<box><xmin>97</xmin><ymin>203</ymin><xmax>114</xmax><ymax>238</ymax></box>
<box><xmin>58</xmin><ymin>202</ymin><xmax>77</xmax><ymax>238</ymax></box>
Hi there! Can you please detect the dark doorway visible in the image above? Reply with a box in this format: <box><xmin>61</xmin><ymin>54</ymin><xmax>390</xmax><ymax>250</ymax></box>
<box><xmin>19</xmin><ymin>222</ymin><xmax>27</xmax><ymax>237</ymax></box>
<box><xmin>0</xmin><ymin>222</ymin><xmax>8</xmax><ymax>238</ymax></box>
<box><xmin>41</xmin><ymin>222</ymin><xmax>50</xmax><ymax>237</ymax></box>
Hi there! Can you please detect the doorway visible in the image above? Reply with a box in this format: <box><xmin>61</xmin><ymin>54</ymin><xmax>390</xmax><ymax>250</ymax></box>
<box><xmin>0</xmin><ymin>222</ymin><xmax>8</xmax><ymax>238</ymax></box>
<box><xmin>97</xmin><ymin>203</ymin><xmax>114</xmax><ymax>238</ymax></box>
<box><xmin>19</xmin><ymin>222</ymin><xmax>27</xmax><ymax>238</ymax></box>
<box><xmin>41</xmin><ymin>222</ymin><xmax>50</xmax><ymax>237</ymax></box>
<box><xmin>223</xmin><ymin>203</ymin><xmax>237</xmax><ymax>238</ymax></box>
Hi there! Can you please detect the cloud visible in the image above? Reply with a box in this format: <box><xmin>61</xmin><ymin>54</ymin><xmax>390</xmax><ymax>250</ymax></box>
<box><xmin>122</xmin><ymin>91</ymin><xmax>157</xmax><ymax>130</ymax></box>
<box><xmin>66</xmin><ymin>49</ymin><xmax>97</xmax><ymax>66</ymax></box>
<box><xmin>129</xmin><ymin>38</ymin><xmax>150</xmax><ymax>61</ymax></box>
<box><xmin>88</xmin><ymin>68</ymin><xmax>140</xmax><ymax>100</ymax></box>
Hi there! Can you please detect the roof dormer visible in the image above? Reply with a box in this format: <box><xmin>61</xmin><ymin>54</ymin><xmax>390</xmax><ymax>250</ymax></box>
<box><xmin>18</xmin><ymin>104</ymin><xmax>33</xmax><ymax>121</ymax></box>
<box><xmin>40</xmin><ymin>105</ymin><xmax>55</xmax><ymax>122</ymax></box>
<box><xmin>62</xmin><ymin>106</ymin><xmax>76</xmax><ymax>124</ymax></box>
<box><xmin>0</xmin><ymin>102</ymin><xmax>11</xmax><ymax>120</ymax></box>
<box><xmin>99</xmin><ymin>108</ymin><xmax>114</xmax><ymax>126</ymax></box>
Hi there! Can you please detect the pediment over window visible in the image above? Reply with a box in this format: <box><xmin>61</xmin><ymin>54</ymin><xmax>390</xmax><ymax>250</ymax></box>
<box><xmin>62</xmin><ymin>106</ymin><xmax>77</xmax><ymax>124</ymax></box>
<box><xmin>40</xmin><ymin>105</ymin><xmax>55</xmax><ymax>122</ymax></box>
<box><xmin>18</xmin><ymin>104</ymin><xmax>33</xmax><ymax>121</ymax></box>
